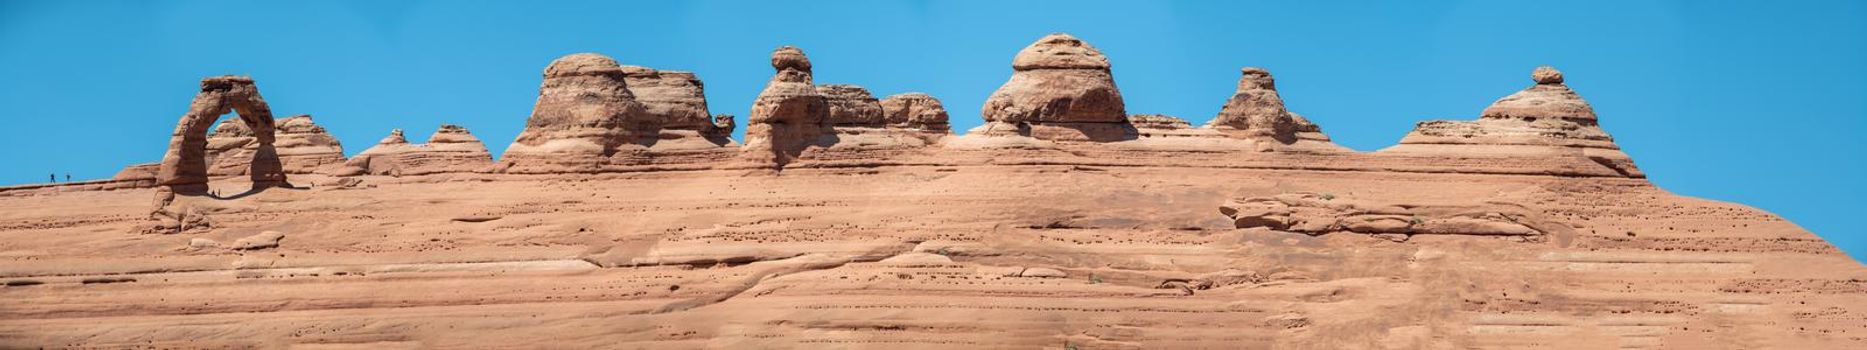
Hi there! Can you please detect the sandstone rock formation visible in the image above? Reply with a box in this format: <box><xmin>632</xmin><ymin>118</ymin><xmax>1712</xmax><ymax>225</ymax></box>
<box><xmin>1206</xmin><ymin>67</ymin><xmax>1334</xmax><ymax>147</ymax></box>
<box><xmin>499</xmin><ymin>53</ymin><xmax>650</xmax><ymax>173</ymax></box>
<box><xmin>339</xmin><ymin>125</ymin><xmax>493</xmax><ymax>176</ymax></box>
<box><xmin>743</xmin><ymin>46</ymin><xmax>831</xmax><ymax>168</ymax></box>
<box><xmin>1219</xmin><ymin>192</ymin><xmax>1559</xmax><ymax>243</ymax></box>
<box><xmin>1385</xmin><ymin>66</ymin><xmax>1641</xmax><ymax>177</ymax></box>
<box><xmin>818</xmin><ymin>84</ymin><xmax>886</xmax><ymax>126</ymax></box>
<box><xmin>879</xmin><ymin>92</ymin><xmax>951</xmax><ymax>131</ymax></box>
<box><xmin>621</xmin><ymin>65</ymin><xmax>735</xmax><ymax>145</ymax></box>
<box><xmin>155</xmin><ymin>75</ymin><xmax>286</xmax><ymax>194</ymax></box>
<box><xmin>9</xmin><ymin>40</ymin><xmax>1866</xmax><ymax>350</ymax></box>
<box><xmin>1128</xmin><ymin>114</ymin><xmax>1192</xmax><ymax>130</ymax></box>
<box><xmin>974</xmin><ymin>33</ymin><xmax>1133</xmax><ymax>141</ymax></box>
<box><xmin>198</xmin><ymin>115</ymin><xmax>346</xmax><ymax>176</ymax></box>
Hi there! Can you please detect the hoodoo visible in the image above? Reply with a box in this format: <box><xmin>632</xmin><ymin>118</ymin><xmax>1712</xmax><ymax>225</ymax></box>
<box><xmin>975</xmin><ymin>33</ymin><xmax>1133</xmax><ymax>141</ymax></box>
<box><xmin>743</xmin><ymin>46</ymin><xmax>831</xmax><ymax>168</ymax></box>
<box><xmin>1385</xmin><ymin>66</ymin><xmax>1641</xmax><ymax>177</ymax></box>
<box><xmin>154</xmin><ymin>75</ymin><xmax>287</xmax><ymax>194</ymax></box>
<box><xmin>1206</xmin><ymin>67</ymin><xmax>1335</xmax><ymax>150</ymax></box>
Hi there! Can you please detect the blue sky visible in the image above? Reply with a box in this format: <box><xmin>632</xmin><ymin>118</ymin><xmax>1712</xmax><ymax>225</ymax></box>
<box><xmin>1</xmin><ymin>0</ymin><xmax>1862</xmax><ymax>260</ymax></box>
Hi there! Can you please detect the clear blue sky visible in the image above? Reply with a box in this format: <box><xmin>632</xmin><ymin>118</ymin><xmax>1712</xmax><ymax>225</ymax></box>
<box><xmin>1</xmin><ymin>1</ymin><xmax>1862</xmax><ymax>260</ymax></box>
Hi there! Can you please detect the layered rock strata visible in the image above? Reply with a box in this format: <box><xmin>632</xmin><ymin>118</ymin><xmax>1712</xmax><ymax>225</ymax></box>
<box><xmin>974</xmin><ymin>33</ymin><xmax>1134</xmax><ymax>141</ymax></box>
<box><xmin>339</xmin><ymin>125</ymin><xmax>493</xmax><ymax>176</ymax></box>
<box><xmin>1385</xmin><ymin>66</ymin><xmax>1641</xmax><ymax>177</ymax></box>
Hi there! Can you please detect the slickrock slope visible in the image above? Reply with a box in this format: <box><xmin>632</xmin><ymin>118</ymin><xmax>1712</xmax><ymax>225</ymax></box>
<box><xmin>338</xmin><ymin>125</ymin><xmax>493</xmax><ymax>176</ymax></box>
<box><xmin>3</xmin><ymin>36</ymin><xmax>1864</xmax><ymax>349</ymax></box>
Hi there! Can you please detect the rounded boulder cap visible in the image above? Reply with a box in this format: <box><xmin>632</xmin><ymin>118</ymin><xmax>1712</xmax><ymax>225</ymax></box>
<box><xmin>1532</xmin><ymin>66</ymin><xmax>1564</xmax><ymax>84</ymax></box>
<box><xmin>544</xmin><ymin>53</ymin><xmax>625</xmax><ymax>78</ymax></box>
<box><xmin>771</xmin><ymin>46</ymin><xmax>812</xmax><ymax>73</ymax></box>
<box><xmin>1239</xmin><ymin>67</ymin><xmax>1276</xmax><ymax>90</ymax></box>
<box><xmin>1011</xmin><ymin>33</ymin><xmax>1111</xmax><ymax>70</ymax></box>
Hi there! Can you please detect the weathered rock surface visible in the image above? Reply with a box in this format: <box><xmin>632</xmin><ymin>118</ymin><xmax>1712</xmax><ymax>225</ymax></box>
<box><xmin>339</xmin><ymin>125</ymin><xmax>493</xmax><ymax>176</ymax></box>
<box><xmin>974</xmin><ymin>33</ymin><xmax>1132</xmax><ymax>142</ymax></box>
<box><xmin>879</xmin><ymin>92</ymin><xmax>951</xmax><ymax>131</ymax></box>
<box><xmin>1386</xmin><ymin>66</ymin><xmax>1641</xmax><ymax>177</ymax></box>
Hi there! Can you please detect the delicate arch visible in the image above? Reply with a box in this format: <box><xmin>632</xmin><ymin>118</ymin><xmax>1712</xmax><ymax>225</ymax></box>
<box><xmin>154</xmin><ymin>75</ymin><xmax>286</xmax><ymax>194</ymax></box>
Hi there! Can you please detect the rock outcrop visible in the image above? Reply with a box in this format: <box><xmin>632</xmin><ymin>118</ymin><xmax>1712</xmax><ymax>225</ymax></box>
<box><xmin>500</xmin><ymin>53</ymin><xmax>650</xmax><ymax>173</ymax></box>
<box><xmin>819</xmin><ymin>84</ymin><xmax>886</xmax><ymax>126</ymax></box>
<box><xmin>974</xmin><ymin>33</ymin><xmax>1133</xmax><ymax>141</ymax></box>
<box><xmin>1128</xmin><ymin>114</ymin><xmax>1192</xmax><ymax>130</ymax></box>
<box><xmin>743</xmin><ymin>46</ymin><xmax>831</xmax><ymax>168</ymax></box>
<box><xmin>879</xmin><ymin>92</ymin><xmax>951</xmax><ymax>132</ymax></box>
<box><xmin>1206</xmin><ymin>68</ymin><xmax>1333</xmax><ymax>146</ymax></box>
<box><xmin>339</xmin><ymin>125</ymin><xmax>493</xmax><ymax>176</ymax></box>
<box><xmin>155</xmin><ymin>75</ymin><xmax>286</xmax><ymax>194</ymax></box>
<box><xmin>1219</xmin><ymin>193</ymin><xmax>1560</xmax><ymax>243</ymax></box>
<box><xmin>198</xmin><ymin>115</ymin><xmax>346</xmax><ymax>176</ymax></box>
<box><xmin>1385</xmin><ymin>66</ymin><xmax>1641</xmax><ymax>177</ymax></box>
<box><xmin>621</xmin><ymin>65</ymin><xmax>735</xmax><ymax>145</ymax></box>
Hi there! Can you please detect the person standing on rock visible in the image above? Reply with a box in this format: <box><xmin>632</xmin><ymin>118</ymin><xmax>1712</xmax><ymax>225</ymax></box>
<box><xmin>65</xmin><ymin>173</ymin><xmax>71</xmax><ymax>182</ymax></box>
<box><xmin>49</xmin><ymin>173</ymin><xmax>56</xmax><ymax>183</ymax></box>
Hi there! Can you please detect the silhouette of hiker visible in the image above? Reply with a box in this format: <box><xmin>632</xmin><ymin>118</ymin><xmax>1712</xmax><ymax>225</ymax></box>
<box><xmin>49</xmin><ymin>173</ymin><xmax>55</xmax><ymax>183</ymax></box>
<box><xmin>65</xmin><ymin>173</ymin><xmax>71</xmax><ymax>182</ymax></box>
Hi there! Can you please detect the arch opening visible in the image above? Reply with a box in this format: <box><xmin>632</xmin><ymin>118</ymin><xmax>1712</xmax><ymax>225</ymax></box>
<box><xmin>154</xmin><ymin>76</ymin><xmax>287</xmax><ymax>195</ymax></box>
